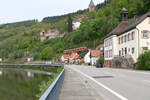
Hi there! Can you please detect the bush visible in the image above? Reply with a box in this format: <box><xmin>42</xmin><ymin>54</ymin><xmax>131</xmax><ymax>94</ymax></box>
<box><xmin>98</xmin><ymin>55</ymin><xmax>104</xmax><ymax>64</ymax></box>
<box><xmin>137</xmin><ymin>51</ymin><xmax>150</xmax><ymax>70</ymax></box>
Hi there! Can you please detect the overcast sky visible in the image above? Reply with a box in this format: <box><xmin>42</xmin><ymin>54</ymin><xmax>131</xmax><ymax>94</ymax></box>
<box><xmin>0</xmin><ymin>0</ymin><xmax>104</xmax><ymax>24</ymax></box>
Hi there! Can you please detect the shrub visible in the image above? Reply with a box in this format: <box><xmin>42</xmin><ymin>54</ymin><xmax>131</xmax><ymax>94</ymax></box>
<box><xmin>98</xmin><ymin>55</ymin><xmax>104</xmax><ymax>64</ymax></box>
<box><xmin>137</xmin><ymin>51</ymin><xmax>150</xmax><ymax>70</ymax></box>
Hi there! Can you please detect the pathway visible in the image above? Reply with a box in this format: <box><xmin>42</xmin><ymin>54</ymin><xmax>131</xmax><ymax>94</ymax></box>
<box><xmin>58</xmin><ymin>66</ymin><xmax>103</xmax><ymax>100</ymax></box>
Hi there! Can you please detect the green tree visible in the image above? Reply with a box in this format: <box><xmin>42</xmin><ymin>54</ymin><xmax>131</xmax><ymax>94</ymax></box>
<box><xmin>41</xmin><ymin>46</ymin><xmax>53</xmax><ymax>60</ymax></box>
<box><xmin>67</xmin><ymin>15</ymin><xmax>73</xmax><ymax>33</ymax></box>
<box><xmin>137</xmin><ymin>51</ymin><xmax>150</xmax><ymax>70</ymax></box>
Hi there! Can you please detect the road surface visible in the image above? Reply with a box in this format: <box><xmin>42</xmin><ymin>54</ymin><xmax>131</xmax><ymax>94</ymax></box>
<box><xmin>66</xmin><ymin>65</ymin><xmax>150</xmax><ymax>100</ymax></box>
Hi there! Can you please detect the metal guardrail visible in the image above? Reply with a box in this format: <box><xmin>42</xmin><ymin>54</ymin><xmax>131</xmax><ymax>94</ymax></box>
<box><xmin>0</xmin><ymin>64</ymin><xmax>64</xmax><ymax>67</ymax></box>
<box><xmin>39</xmin><ymin>68</ymin><xmax>65</xmax><ymax>100</ymax></box>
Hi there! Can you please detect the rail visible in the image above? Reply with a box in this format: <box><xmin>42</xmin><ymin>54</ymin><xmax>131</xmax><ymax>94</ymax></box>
<box><xmin>39</xmin><ymin>68</ymin><xmax>65</xmax><ymax>100</ymax></box>
<box><xmin>0</xmin><ymin>64</ymin><xmax>63</xmax><ymax>67</ymax></box>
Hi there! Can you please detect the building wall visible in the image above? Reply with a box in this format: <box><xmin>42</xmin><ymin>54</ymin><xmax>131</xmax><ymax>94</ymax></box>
<box><xmin>137</xmin><ymin>17</ymin><xmax>150</xmax><ymax>54</ymax></box>
<box><xmin>113</xmin><ymin>35</ymin><xmax>119</xmax><ymax>57</ymax></box>
<box><xmin>104</xmin><ymin>36</ymin><xmax>115</xmax><ymax>67</ymax></box>
<box><xmin>118</xmin><ymin>29</ymin><xmax>139</xmax><ymax>62</ymax></box>
<box><xmin>84</xmin><ymin>51</ymin><xmax>91</xmax><ymax>64</ymax></box>
<box><xmin>104</xmin><ymin>36</ymin><xmax>113</xmax><ymax>61</ymax></box>
<box><xmin>104</xmin><ymin>16</ymin><xmax>150</xmax><ymax>67</ymax></box>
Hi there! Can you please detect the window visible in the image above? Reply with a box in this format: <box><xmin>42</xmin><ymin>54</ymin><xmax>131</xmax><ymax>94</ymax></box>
<box><xmin>131</xmin><ymin>32</ymin><xmax>135</xmax><ymax>40</ymax></box>
<box><xmin>128</xmin><ymin>48</ymin><xmax>130</xmax><ymax>52</ymax></box>
<box><xmin>119</xmin><ymin>50</ymin><xmax>121</xmax><ymax>56</ymax></box>
<box><xmin>121</xmin><ymin>36</ymin><xmax>123</xmax><ymax>43</ymax></box>
<box><xmin>122</xmin><ymin>48</ymin><xmax>124</xmax><ymax>56</ymax></box>
<box><xmin>125</xmin><ymin>47</ymin><xmax>127</xmax><ymax>55</ymax></box>
<box><xmin>128</xmin><ymin>33</ymin><xmax>130</xmax><ymax>41</ymax></box>
<box><xmin>132</xmin><ymin>48</ymin><xmax>134</xmax><ymax>54</ymax></box>
<box><xmin>143</xmin><ymin>32</ymin><xmax>148</xmax><ymax>38</ymax></box>
<box><xmin>142</xmin><ymin>31</ymin><xmax>149</xmax><ymax>39</ymax></box>
<box><xmin>110</xmin><ymin>50</ymin><xmax>112</xmax><ymax>57</ymax></box>
<box><xmin>119</xmin><ymin>38</ymin><xmax>121</xmax><ymax>44</ymax></box>
<box><xmin>125</xmin><ymin>35</ymin><xmax>127</xmax><ymax>42</ymax></box>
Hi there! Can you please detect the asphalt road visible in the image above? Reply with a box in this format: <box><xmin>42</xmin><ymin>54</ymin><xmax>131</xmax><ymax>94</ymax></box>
<box><xmin>67</xmin><ymin>65</ymin><xmax>150</xmax><ymax>100</ymax></box>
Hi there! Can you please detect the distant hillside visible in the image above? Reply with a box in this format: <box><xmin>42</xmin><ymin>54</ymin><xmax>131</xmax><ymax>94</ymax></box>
<box><xmin>0</xmin><ymin>20</ymin><xmax>38</xmax><ymax>29</ymax></box>
<box><xmin>42</xmin><ymin>9</ymin><xmax>87</xmax><ymax>24</ymax></box>
<box><xmin>0</xmin><ymin>0</ymin><xmax>149</xmax><ymax>64</ymax></box>
<box><xmin>41</xmin><ymin>2</ymin><xmax>107</xmax><ymax>24</ymax></box>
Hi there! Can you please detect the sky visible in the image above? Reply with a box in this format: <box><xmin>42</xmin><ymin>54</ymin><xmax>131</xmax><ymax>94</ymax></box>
<box><xmin>0</xmin><ymin>0</ymin><xmax>104</xmax><ymax>24</ymax></box>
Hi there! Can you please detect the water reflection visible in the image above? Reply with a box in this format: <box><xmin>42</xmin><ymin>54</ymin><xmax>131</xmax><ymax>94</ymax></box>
<box><xmin>0</xmin><ymin>69</ymin><xmax>52</xmax><ymax>100</ymax></box>
<box><xmin>27</xmin><ymin>71</ymin><xmax>34</xmax><ymax>78</ymax></box>
<box><xmin>0</xmin><ymin>70</ymin><xmax>2</xmax><ymax>76</ymax></box>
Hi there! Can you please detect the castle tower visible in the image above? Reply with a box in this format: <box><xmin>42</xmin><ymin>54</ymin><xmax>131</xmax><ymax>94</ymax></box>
<box><xmin>120</xmin><ymin>7</ymin><xmax>128</xmax><ymax>21</ymax></box>
<box><xmin>89</xmin><ymin>0</ymin><xmax>95</xmax><ymax>12</ymax></box>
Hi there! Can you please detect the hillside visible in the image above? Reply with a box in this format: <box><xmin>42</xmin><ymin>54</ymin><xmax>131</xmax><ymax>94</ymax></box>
<box><xmin>0</xmin><ymin>0</ymin><xmax>149</xmax><ymax>63</ymax></box>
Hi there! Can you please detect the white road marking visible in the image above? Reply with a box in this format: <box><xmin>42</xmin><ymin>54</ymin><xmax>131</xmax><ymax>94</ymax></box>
<box><xmin>143</xmin><ymin>80</ymin><xmax>150</xmax><ymax>83</ymax></box>
<box><xmin>69</xmin><ymin>67</ymin><xmax>128</xmax><ymax>100</ymax></box>
<box><xmin>104</xmin><ymin>68</ymin><xmax>150</xmax><ymax>75</ymax></box>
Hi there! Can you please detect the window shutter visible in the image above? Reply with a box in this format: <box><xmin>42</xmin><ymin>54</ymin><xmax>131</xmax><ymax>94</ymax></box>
<box><xmin>141</xmin><ymin>31</ymin><xmax>144</xmax><ymax>39</ymax></box>
<box><xmin>148</xmin><ymin>31</ymin><xmax>150</xmax><ymax>38</ymax></box>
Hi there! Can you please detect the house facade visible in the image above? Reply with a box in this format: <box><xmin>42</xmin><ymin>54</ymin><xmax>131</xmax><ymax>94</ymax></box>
<box><xmin>61</xmin><ymin>54</ymin><xmax>70</xmax><ymax>64</ymax></box>
<box><xmin>40</xmin><ymin>29</ymin><xmax>65</xmax><ymax>42</ymax></box>
<box><xmin>84</xmin><ymin>50</ymin><xmax>101</xmax><ymax>66</ymax></box>
<box><xmin>90</xmin><ymin>50</ymin><xmax>101</xmax><ymax>66</ymax></box>
<box><xmin>84</xmin><ymin>51</ymin><xmax>91</xmax><ymax>65</ymax></box>
<box><xmin>104</xmin><ymin>8</ymin><xmax>150</xmax><ymax>67</ymax></box>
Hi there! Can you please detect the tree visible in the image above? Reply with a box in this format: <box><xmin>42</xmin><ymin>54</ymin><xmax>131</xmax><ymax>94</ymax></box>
<box><xmin>67</xmin><ymin>15</ymin><xmax>73</xmax><ymax>33</ymax></box>
<box><xmin>41</xmin><ymin>46</ymin><xmax>53</xmax><ymax>60</ymax></box>
<box><xmin>137</xmin><ymin>51</ymin><xmax>150</xmax><ymax>70</ymax></box>
<box><xmin>136</xmin><ymin>0</ymin><xmax>150</xmax><ymax>15</ymax></box>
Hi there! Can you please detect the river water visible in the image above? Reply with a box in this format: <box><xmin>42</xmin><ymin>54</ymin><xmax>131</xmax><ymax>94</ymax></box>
<box><xmin>0</xmin><ymin>69</ymin><xmax>53</xmax><ymax>100</ymax></box>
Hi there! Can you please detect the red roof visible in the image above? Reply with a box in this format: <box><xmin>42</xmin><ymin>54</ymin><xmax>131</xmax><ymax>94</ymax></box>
<box><xmin>62</xmin><ymin>55</ymin><xmax>70</xmax><ymax>59</ymax></box>
<box><xmin>91</xmin><ymin>50</ymin><xmax>101</xmax><ymax>57</ymax></box>
<box><xmin>104</xmin><ymin>21</ymin><xmax>129</xmax><ymax>39</ymax></box>
<box><xmin>70</xmin><ymin>53</ymin><xmax>80</xmax><ymax>60</ymax></box>
<box><xmin>64</xmin><ymin>47</ymin><xmax>87</xmax><ymax>53</ymax></box>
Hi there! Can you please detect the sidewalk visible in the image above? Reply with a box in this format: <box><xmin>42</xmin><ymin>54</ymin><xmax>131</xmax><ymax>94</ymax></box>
<box><xmin>58</xmin><ymin>67</ymin><xmax>103</xmax><ymax>100</ymax></box>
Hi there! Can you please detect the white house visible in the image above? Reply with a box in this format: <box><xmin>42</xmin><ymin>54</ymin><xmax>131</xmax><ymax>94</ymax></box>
<box><xmin>90</xmin><ymin>50</ymin><xmax>101</xmax><ymax>66</ymax></box>
<box><xmin>104</xmin><ymin>8</ymin><xmax>150</xmax><ymax>67</ymax></box>
<box><xmin>72</xmin><ymin>22</ymin><xmax>81</xmax><ymax>31</ymax></box>
<box><xmin>84</xmin><ymin>50</ymin><xmax>101</xmax><ymax>66</ymax></box>
<box><xmin>61</xmin><ymin>55</ymin><xmax>69</xmax><ymax>64</ymax></box>
<box><xmin>84</xmin><ymin>51</ymin><xmax>91</xmax><ymax>65</ymax></box>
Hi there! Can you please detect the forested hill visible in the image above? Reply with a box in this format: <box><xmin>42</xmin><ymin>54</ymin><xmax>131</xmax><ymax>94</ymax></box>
<box><xmin>0</xmin><ymin>0</ymin><xmax>149</xmax><ymax>63</ymax></box>
<box><xmin>42</xmin><ymin>2</ymin><xmax>107</xmax><ymax>24</ymax></box>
